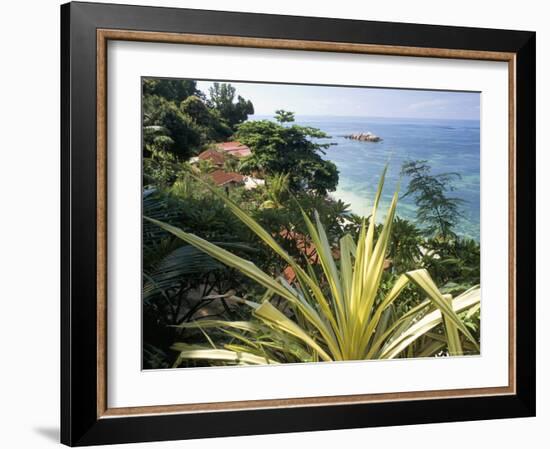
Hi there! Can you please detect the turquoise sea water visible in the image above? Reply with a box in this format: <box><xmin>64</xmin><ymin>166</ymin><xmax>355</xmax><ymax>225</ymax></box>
<box><xmin>251</xmin><ymin>115</ymin><xmax>480</xmax><ymax>241</ymax></box>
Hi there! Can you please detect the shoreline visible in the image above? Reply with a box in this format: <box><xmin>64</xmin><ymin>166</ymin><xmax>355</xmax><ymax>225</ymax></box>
<box><xmin>329</xmin><ymin>186</ymin><xmax>480</xmax><ymax>242</ymax></box>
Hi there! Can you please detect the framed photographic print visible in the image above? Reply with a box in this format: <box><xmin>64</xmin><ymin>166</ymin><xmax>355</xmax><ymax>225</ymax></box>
<box><xmin>60</xmin><ymin>1</ymin><xmax>536</xmax><ymax>446</ymax></box>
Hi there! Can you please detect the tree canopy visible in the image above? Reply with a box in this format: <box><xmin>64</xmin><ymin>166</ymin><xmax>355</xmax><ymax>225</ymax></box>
<box><xmin>142</xmin><ymin>80</ymin><xmax>253</xmax><ymax>160</ymax></box>
<box><xmin>235</xmin><ymin>117</ymin><xmax>338</xmax><ymax>194</ymax></box>
<box><xmin>143</xmin><ymin>79</ymin><xmax>199</xmax><ymax>104</ymax></box>
<box><xmin>208</xmin><ymin>83</ymin><xmax>254</xmax><ymax>131</ymax></box>
<box><xmin>401</xmin><ymin>160</ymin><xmax>464</xmax><ymax>239</ymax></box>
<box><xmin>274</xmin><ymin>109</ymin><xmax>295</xmax><ymax>124</ymax></box>
<box><xmin>143</xmin><ymin>95</ymin><xmax>202</xmax><ymax>159</ymax></box>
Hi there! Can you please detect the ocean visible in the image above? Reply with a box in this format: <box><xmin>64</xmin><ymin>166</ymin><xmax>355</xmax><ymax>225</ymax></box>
<box><xmin>250</xmin><ymin>115</ymin><xmax>480</xmax><ymax>241</ymax></box>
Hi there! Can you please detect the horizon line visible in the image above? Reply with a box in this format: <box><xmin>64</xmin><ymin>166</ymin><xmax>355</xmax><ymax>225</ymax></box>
<box><xmin>249</xmin><ymin>114</ymin><xmax>481</xmax><ymax>121</ymax></box>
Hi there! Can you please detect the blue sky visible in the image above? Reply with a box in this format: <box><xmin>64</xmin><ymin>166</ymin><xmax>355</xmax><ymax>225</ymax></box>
<box><xmin>197</xmin><ymin>80</ymin><xmax>480</xmax><ymax>120</ymax></box>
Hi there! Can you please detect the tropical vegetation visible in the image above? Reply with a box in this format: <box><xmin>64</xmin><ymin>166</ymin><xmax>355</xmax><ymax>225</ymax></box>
<box><xmin>141</xmin><ymin>78</ymin><xmax>481</xmax><ymax>369</ymax></box>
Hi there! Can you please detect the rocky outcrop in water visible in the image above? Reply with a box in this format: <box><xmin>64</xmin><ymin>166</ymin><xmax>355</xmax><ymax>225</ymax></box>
<box><xmin>344</xmin><ymin>132</ymin><xmax>382</xmax><ymax>142</ymax></box>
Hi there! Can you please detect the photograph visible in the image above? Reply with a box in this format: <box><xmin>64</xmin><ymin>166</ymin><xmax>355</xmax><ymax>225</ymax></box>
<box><xmin>142</xmin><ymin>78</ymin><xmax>482</xmax><ymax>369</ymax></box>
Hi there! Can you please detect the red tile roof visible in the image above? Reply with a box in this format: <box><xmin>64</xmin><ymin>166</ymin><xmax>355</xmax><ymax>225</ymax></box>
<box><xmin>198</xmin><ymin>149</ymin><xmax>226</xmax><ymax>166</ymax></box>
<box><xmin>210</xmin><ymin>170</ymin><xmax>245</xmax><ymax>186</ymax></box>
<box><xmin>278</xmin><ymin>228</ymin><xmax>391</xmax><ymax>283</ymax></box>
<box><xmin>216</xmin><ymin>141</ymin><xmax>252</xmax><ymax>158</ymax></box>
<box><xmin>279</xmin><ymin>230</ymin><xmax>318</xmax><ymax>264</ymax></box>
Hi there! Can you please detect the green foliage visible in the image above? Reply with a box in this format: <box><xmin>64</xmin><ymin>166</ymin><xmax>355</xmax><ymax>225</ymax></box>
<box><xmin>196</xmin><ymin>158</ymin><xmax>216</xmax><ymax>174</ymax></box>
<box><xmin>274</xmin><ymin>109</ymin><xmax>295</xmax><ymax>123</ymax></box>
<box><xmin>142</xmin><ymin>80</ymin><xmax>255</xmax><ymax>163</ymax></box>
<box><xmin>143</xmin><ymin>95</ymin><xmax>203</xmax><ymax>159</ymax></box>
<box><xmin>179</xmin><ymin>95</ymin><xmax>212</xmax><ymax>123</ymax></box>
<box><xmin>143</xmin><ymin>78</ymin><xmax>199</xmax><ymax>103</ymax></box>
<box><xmin>260</xmin><ymin>173</ymin><xmax>290</xmax><ymax>209</ymax></box>
<box><xmin>259</xmin><ymin>192</ymin><xmax>349</xmax><ymax>243</ymax></box>
<box><xmin>387</xmin><ymin>216</ymin><xmax>424</xmax><ymax>272</ymax></box>
<box><xmin>143</xmin><ymin>149</ymin><xmax>183</xmax><ymax>188</ymax></box>
<box><xmin>140</xmin><ymin>81</ymin><xmax>481</xmax><ymax>369</ymax></box>
<box><xmin>236</xmin><ymin>119</ymin><xmax>339</xmax><ymax>194</ymax></box>
<box><xmin>401</xmin><ymin>160</ymin><xmax>465</xmax><ymax>239</ymax></box>
<box><xmin>208</xmin><ymin>83</ymin><xmax>254</xmax><ymax>131</ymax></box>
<box><xmin>143</xmin><ymin>125</ymin><xmax>173</xmax><ymax>153</ymax></box>
<box><xmin>180</xmin><ymin>95</ymin><xmax>233</xmax><ymax>141</ymax></box>
<box><xmin>422</xmin><ymin>237</ymin><xmax>480</xmax><ymax>289</ymax></box>
<box><xmin>142</xmin><ymin>183</ymin><xmax>260</xmax><ymax>368</ymax></box>
<box><xmin>142</xmin><ymin>164</ymin><xmax>481</xmax><ymax>368</ymax></box>
<box><xmin>223</xmin><ymin>156</ymin><xmax>240</xmax><ymax>173</ymax></box>
<box><xmin>147</xmin><ymin>168</ymin><xmax>480</xmax><ymax>365</ymax></box>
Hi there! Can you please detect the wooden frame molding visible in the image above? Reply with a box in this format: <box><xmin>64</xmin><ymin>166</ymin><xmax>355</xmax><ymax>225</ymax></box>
<box><xmin>96</xmin><ymin>29</ymin><xmax>517</xmax><ymax>419</ymax></box>
<box><xmin>97</xmin><ymin>29</ymin><xmax>516</xmax><ymax>61</ymax></box>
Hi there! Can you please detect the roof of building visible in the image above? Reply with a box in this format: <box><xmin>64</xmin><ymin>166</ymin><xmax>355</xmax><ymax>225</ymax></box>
<box><xmin>210</xmin><ymin>170</ymin><xmax>245</xmax><ymax>186</ymax></box>
<box><xmin>279</xmin><ymin>229</ymin><xmax>392</xmax><ymax>283</ymax></box>
<box><xmin>216</xmin><ymin>141</ymin><xmax>252</xmax><ymax>158</ymax></box>
<box><xmin>198</xmin><ymin>149</ymin><xmax>226</xmax><ymax>166</ymax></box>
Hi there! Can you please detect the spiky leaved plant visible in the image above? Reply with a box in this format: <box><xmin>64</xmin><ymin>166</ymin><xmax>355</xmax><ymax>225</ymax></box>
<box><xmin>146</xmin><ymin>167</ymin><xmax>480</xmax><ymax>366</ymax></box>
